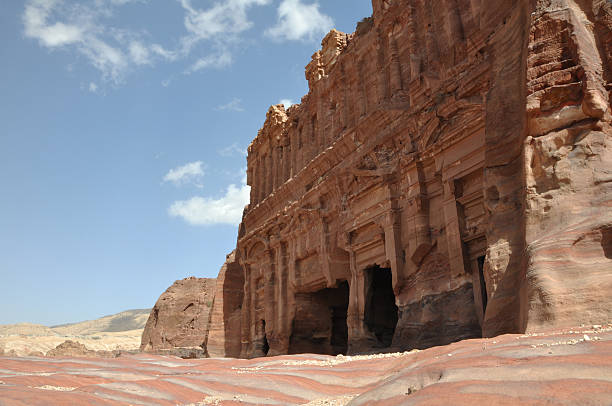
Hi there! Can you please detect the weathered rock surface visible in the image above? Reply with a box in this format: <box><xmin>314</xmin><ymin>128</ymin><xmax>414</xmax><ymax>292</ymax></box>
<box><xmin>1</xmin><ymin>325</ymin><xmax>611</xmax><ymax>405</ymax></box>
<box><xmin>207</xmin><ymin>251</ymin><xmax>244</xmax><ymax>358</ymax></box>
<box><xmin>221</xmin><ymin>0</ymin><xmax>612</xmax><ymax>358</ymax></box>
<box><xmin>44</xmin><ymin>340</ymin><xmax>136</xmax><ymax>359</ymax></box>
<box><xmin>45</xmin><ymin>340</ymin><xmax>93</xmax><ymax>358</ymax></box>
<box><xmin>140</xmin><ymin>277</ymin><xmax>216</xmax><ymax>355</ymax></box>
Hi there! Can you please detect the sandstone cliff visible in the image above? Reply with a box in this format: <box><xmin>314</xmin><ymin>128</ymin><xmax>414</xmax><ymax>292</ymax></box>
<box><xmin>142</xmin><ymin>0</ymin><xmax>612</xmax><ymax>359</ymax></box>
<box><xmin>224</xmin><ymin>0</ymin><xmax>612</xmax><ymax>358</ymax></box>
<box><xmin>140</xmin><ymin>277</ymin><xmax>216</xmax><ymax>356</ymax></box>
<box><xmin>207</xmin><ymin>251</ymin><xmax>244</xmax><ymax>358</ymax></box>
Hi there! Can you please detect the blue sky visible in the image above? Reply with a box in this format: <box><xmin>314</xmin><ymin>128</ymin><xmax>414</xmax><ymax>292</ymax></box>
<box><xmin>0</xmin><ymin>0</ymin><xmax>372</xmax><ymax>326</ymax></box>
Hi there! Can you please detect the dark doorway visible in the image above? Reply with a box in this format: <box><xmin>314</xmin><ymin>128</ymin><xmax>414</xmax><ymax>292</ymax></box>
<box><xmin>330</xmin><ymin>281</ymin><xmax>349</xmax><ymax>355</ymax></box>
<box><xmin>364</xmin><ymin>266</ymin><xmax>398</xmax><ymax>348</ymax></box>
<box><xmin>477</xmin><ymin>256</ymin><xmax>488</xmax><ymax>314</ymax></box>
<box><xmin>289</xmin><ymin>281</ymin><xmax>349</xmax><ymax>355</ymax></box>
<box><xmin>261</xmin><ymin>320</ymin><xmax>269</xmax><ymax>356</ymax></box>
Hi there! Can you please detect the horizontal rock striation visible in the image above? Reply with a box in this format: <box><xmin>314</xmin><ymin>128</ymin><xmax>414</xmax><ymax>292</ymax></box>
<box><xmin>2</xmin><ymin>325</ymin><xmax>612</xmax><ymax>405</ymax></box>
<box><xmin>225</xmin><ymin>0</ymin><xmax>612</xmax><ymax>358</ymax></box>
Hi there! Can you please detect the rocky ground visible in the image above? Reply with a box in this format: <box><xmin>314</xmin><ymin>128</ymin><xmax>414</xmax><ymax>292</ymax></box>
<box><xmin>0</xmin><ymin>324</ymin><xmax>610</xmax><ymax>405</ymax></box>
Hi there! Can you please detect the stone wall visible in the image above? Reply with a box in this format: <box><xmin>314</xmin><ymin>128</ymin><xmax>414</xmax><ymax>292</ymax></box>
<box><xmin>221</xmin><ymin>0</ymin><xmax>612</xmax><ymax>358</ymax></box>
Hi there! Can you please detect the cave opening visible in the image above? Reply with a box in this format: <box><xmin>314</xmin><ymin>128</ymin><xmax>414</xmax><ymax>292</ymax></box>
<box><xmin>289</xmin><ymin>280</ymin><xmax>349</xmax><ymax>355</ymax></box>
<box><xmin>364</xmin><ymin>266</ymin><xmax>398</xmax><ymax>348</ymax></box>
<box><xmin>477</xmin><ymin>255</ymin><xmax>488</xmax><ymax>314</ymax></box>
<box><xmin>330</xmin><ymin>281</ymin><xmax>349</xmax><ymax>355</ymax></box>
<box><xmin>261</xmin><ymin>320</ymin><xmax>269</xmax><ymax>356</ymax></box>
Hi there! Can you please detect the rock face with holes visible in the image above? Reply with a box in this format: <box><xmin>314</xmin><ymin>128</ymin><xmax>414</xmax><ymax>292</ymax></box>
<box><xmin>220</xmin><ymin>0</ymin><xmax>612</xmax><ymax>358</ymax></box>
<box><xmin>140</xmin><ymin>277</ymin><xmax>216</xmax><ymax>355</ymax></box>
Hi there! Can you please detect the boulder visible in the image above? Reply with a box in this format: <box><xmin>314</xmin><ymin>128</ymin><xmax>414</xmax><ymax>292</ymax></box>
<box><xmin>140</xmin><ymin>277</ymin><xmax>216</xmax><ymax>356</ymax></box>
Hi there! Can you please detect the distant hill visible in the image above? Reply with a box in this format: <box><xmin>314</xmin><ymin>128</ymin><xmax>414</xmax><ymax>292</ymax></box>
<box><xmin>0</xmin><ymin>323</ymin><xmax>57</xmax><ymax>337</ymax></box>
<box><xmin>0</xmin><ymin>309</ymin><xmax>150</xmax><ymax>337</ymax></box>
<box><xmin>0</xmin><ymin>309</ymin><xmax>151</xmax><ymax>357</ymax></box>
<box><xmin>50</xmin><ymin>309</ymin><xmax>151</xmax><ymax>335</ymax></box>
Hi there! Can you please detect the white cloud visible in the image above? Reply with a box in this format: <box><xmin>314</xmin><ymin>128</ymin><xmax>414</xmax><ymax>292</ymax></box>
<box><xmin>163</xmin><ymin>161</ymin><xmax>205</xmax><ymax>187</ymax></box>
<box><xmin>23</xmin><ymin>0</ymin><xmax>259</xmax><ymax>85</ymax></box>
<box><xmin>150</xmin><ymin>43</ymin><xmax>178</xmax><ymax>61</ymax></box>
<box><xmin>178</xmin><ymin>0</ymin><xmax>271</xmax><ymax>76</ymax></box>
<box><xmin>168</xmin><ymin>177</ymin><xmax>250</xmax><ymax>226</ymax></box>
<box><xmin>22</xmin><ymin>0</ymin><xmax>137</xmax><ymax>82</ymax></box>
<box><xmin>185</xmin><ymin>51</ymin><xmax>232</xmax><ymax>74</ymax></box>
<box><xmin>179</xmin><ymin>0</ymin><xmax>271</xmax><ymax>50</ymax></box>
<box><xmin>108</xmin><ymin>0</ymin><xmax>146</xmax><ymax>5</ymax></box>
<box><xmin>88</xmin><ymin>82</ymin><xmax>98</xmax><ymax>92</ymax></box>
<box><xmin>23</xmin><ymin>0</ymin><xmax>84</xmax><ymax>47</ymax></box>
<box><xmin>216</xmin><ymin>98</ymin><xmax>244</xmax><ymax>112</ymax></box>
<box><xmin>265</xmin><ymin>0</ymin><xmax>333</xmax><ymax>41</ymax></box>
<box><xmin>128</xmin><ymin>40</ymin><xmax>151</xmax><ymax>65</ymax></box>
<box><xmin>280</xmin><ymin>99</ymin><xmax>293</xmax><ymax>108</ymax></box>
<box><xmin>23</xmin><ymin>0</ymin><xmax>295</xmax><ymax>85</ymax></box>
<box><xmin>218</xmin><ymin>142</ymin><xmax>247</xmax><ymax>157</ymax></box>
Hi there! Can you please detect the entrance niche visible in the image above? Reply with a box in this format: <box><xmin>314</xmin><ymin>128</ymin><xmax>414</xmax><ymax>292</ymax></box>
<box><xmin>289</xmin><ymin>281</ymin><xmax>349</xmax><ymax>355</ymax></box>
<box><xmin>364</xmin><ymin>266</ymin><xmax>398</xmax><ymax>348</ymax></box>
<box><xmin>261</xmin><ymin>320</ymin><xmax>269</xmax><ymax>356</ymax></box>
<box><xmin>477</xmin><ymin>255</ymin><xmax>488</xmax><ymax>314</ymax></box>
<box><xmin>253</xmin><ymin>319</ymin><xmax>269</xmax><ymax>357</ymax></box>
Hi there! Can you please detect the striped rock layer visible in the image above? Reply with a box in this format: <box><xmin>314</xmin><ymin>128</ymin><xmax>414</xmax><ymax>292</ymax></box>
<box><xmin>1</xmin><ymin>325</ymin><xmax>611</xmax><ymax>405</ymax></box>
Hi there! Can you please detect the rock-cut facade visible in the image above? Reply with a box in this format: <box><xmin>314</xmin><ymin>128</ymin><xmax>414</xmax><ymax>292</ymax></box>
<box><xmin>210</xmin><ymin>0</ymin><xmax>612</xmax><ymax>358</ymax></box>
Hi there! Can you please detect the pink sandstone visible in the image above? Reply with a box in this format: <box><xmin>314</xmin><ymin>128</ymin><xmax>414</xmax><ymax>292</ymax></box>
<box><xmin>2</xmin><ymin>325</ymin><xmax>612</xmax><ymax>405</ymax></box>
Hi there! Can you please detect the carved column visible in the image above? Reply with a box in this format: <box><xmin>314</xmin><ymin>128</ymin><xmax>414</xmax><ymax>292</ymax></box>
<box><xmin>404</xmin><ymin>161</ymin><xmax>432</xmax><ymax>280</ymax></box>
<box><xmin>311</xmin><ymin>114</ymin><xmax>318</xmax><ymax>161</ymax></box>
<box><xmin>346</xmin><ymin>243</ymin><xmax>375</xmax><ymax>354</ymax></box>
<box><xmin>443</xmin><ymin>179</ymin><xmax>468</xmax><ymax>289</ymax></box>
<box><xmin>282</xmin><ymin>145</ymin><xmax>289</xmax><ymax>183</ymax></box>
<box><xmin>248</xmin><ymin>166</ymin><xmax>256</xmax><ymax>205</ymax></box>
<box><xmin>319</xmin><ymin>215</ymin><xmax>334</xmax><ymax>287</ymax></box>
<box><xmin>285</xmin><ymin>235</ymin><xmax>298</xmax><ymax>351</ymax></box>
<box><xmin>382</xmin><ymin>209</ymin><xmax>404</xmax><ymax>295</ymax></box>
<box><xmin>389</xmin><ymin>35</ymin><xmax>403</xmax><ymax>93</ymax></box>
<box><xmin>263</xmin><ymin>244</ymin><xmax>277</xmax><ymax>355</ymax></box>
<box><xmin>407</xmin><ymin>6</ymin><xmax>421</xmax><ymax>87</ymax></box>
<box><xmin>271</xmin><ymin>146</ymin><xmax>278</xmax><ymax>192</ymax></box>
<box><xmin>240</xmin><ymin>261</ymin><xmax>252</xmax><ymax>358</ymax></box>
<box><xmin>358</xmin><ymin>60</ymin><xmax>368</xmax><ymax>116</ymax></box>
<box><xmin>265</xmin><ymin>153</ymin><xmax>272</xmax><ymax>197</ymax></box>
<box><xmin>291</xmin><ymin>131</ymin><xmax>298</xmax><ymax>178</ymax></box>
<box><xmin>340</xmin><ymin>64</ymin><xmax>349</xmax><ymax>131</ymax></box>
<box><xmin>297</xmin><ymin>127</ymin><xmax>303</xmax><ymax>172</ymax></box>
<box><xmin>260</xmin><ymin>156</ymin><xmax>266</xmax><ymax>203</ymax></box>
<box><xmin>277</xmin><ymin>146</ymin><xmax>284</xmax><ymax>186</ymax></box>
<box><xmin>376</xmin><ymin>37</ymin><xmax>389</xmax><ymax>102</ymax></box>
<box><xmin>270</xmin><ymin>238</ymin><xmax>290</xmax><ymax>354</ymax></box>
<box><xmin>261</xmin><ymin>153</ymin><xmax>266</xmax><ymax>199</ymax></box>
